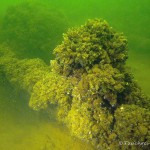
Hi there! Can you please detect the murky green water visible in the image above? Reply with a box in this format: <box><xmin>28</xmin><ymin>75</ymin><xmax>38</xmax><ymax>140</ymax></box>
<box><xmin>0</xmin><ymin>0</ymin><xmax>149</xmax><ymax>150</ymax></box>
<box><xmin>0</xmin><ymin>80</ymin><xmax>94</xmax><ymax>150</ymax></box>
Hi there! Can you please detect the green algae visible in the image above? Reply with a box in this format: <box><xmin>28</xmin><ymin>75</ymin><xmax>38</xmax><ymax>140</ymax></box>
<box><xmin>1</xmin><ymin>18</ymin><xmax>149</xmax><ymax>149</ymax></box>
<box><xmin>0</xmin><ymin>75</ymin><xmax>94</xmax><ymax>150</ymax></box>
<box><xmin>0</xmin><ymin>0</ymin><xmax>150</xmax><ymax>150</ymax></box>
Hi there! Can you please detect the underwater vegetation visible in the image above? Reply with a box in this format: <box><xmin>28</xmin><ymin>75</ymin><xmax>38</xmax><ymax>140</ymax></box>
<box><xmin>0</xmin><ymin>1</ymin><xmax>68</xmax><ymax>63</ymax></box>
<box><xmin>0</xmin><ymin>18</ymin><xmax>150</xmax><ymax>150</ymax></box>
<box><xmin>0</xmin><ymin>44</ymin><xmax>50</xmax><ymax>93</ymax></box>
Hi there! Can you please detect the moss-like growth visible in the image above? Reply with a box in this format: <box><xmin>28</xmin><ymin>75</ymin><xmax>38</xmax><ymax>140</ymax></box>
<box><xmin>0</xmin><ymin>45</ymin><xmax>50</xmax><ymax>92</ymax></box>
<box><xmin>29</xmin><ymin>73</ymin><xmax>73</xmax><ymax>111</ymax></box>
<box><xmin>114</xmin><ymin>105</ymin><xmax>150</xmax><ymax>150</ymax></box>
<box><xmin>29</xmin><ymin>19</ymin><xmax>150</xmax><ymax>149</ymax></box>
<box><xmin>54</xmin><ymin>19</ymin><xmax>127</xmax><ymax>75</ymax></box>
<box><xmin>1</xmin><ymin>19</ymin><xmax>149</xmax><ymax>149</ymax></box>
<box><xmin>0</xmin><ymin>1</ymin><xmax>68</xmax><ymax>63</ymax></box>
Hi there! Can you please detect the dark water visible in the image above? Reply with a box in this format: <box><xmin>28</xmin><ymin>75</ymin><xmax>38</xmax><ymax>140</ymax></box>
<box><xmin>0</xmin><ymin>0</ymin><xmax>149</xmax><ymax>150</ymax></box>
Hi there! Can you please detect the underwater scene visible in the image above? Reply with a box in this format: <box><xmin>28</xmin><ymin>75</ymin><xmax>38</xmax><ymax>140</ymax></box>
<box><xmin>0</xmin><ymin>0</ymin><xmax>150</xmax><ymax>150</ymax></box>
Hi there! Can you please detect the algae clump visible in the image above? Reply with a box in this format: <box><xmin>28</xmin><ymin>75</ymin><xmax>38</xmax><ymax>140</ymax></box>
<box><xmin>30</xmin><ymin>19</ymin><xmax>150</xmax><ymax>149</ymax></box>
<box><xmin>0</xmin><ymin>19</ymin><xmax>149</xmax><ymax>150</ymax></box>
